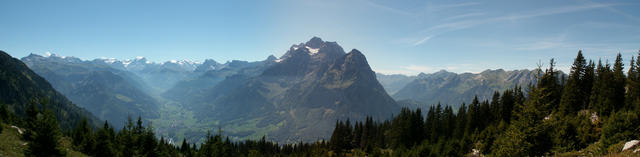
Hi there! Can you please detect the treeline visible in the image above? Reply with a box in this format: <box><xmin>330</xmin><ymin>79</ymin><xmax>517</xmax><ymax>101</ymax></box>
<box><xmin>1</xmin><ymin>103</ymin><xmax>333</xmax><ymax>156</ymax></box>
<box><xmin>328</xmin><ymin>87</ymin><xmax>525</xmax><ymax>156</ymax></box>
<box><xmin>328</xmin><ymin>50</ymin><xmax>640</xmax><ymax>156</ymax></box>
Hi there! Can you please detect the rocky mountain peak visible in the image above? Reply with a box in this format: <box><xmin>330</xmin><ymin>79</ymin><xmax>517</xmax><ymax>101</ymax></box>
<box><xmin>305</xmin><ymin>36</ymin><xmax>325</xmax><ymax>49</ymax></box>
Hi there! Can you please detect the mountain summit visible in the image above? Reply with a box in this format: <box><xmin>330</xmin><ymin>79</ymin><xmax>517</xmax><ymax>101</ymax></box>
<box><xmin>166</xmin><ymin>37</ymin><xmax>399</xmax><ymax>142</ymax></box>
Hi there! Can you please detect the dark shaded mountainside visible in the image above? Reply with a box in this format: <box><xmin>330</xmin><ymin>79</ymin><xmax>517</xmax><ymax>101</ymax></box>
<box><xmin>165</xmin><ymin>37</ymin><xmax>399</xmax><ymax>142</ymax></box>
<box><xmin>21</xmin><ymin>54</ymin><xmax>160</xmax><ymax>128</ymax></box>
<box><xmin>0</xmin><ymin>51</ymin><xmax>98</xmax><ymax>129</ymax></box>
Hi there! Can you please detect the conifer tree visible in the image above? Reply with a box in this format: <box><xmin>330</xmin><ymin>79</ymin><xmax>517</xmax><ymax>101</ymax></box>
<box><xmin>72</xmin><ymin>118</ymin><xmax>95</xmax><ymax>154</ymax></box>
<box><xmin>612</xmin><ymin>53</ymin><xmax>626</xmax><ymax>111</ymax></box>
<box><xmin>94</xmin><ymin>121</ymin><xmax>116</xmax><ymax>157</ymax></box>
<box><xmin>559</xmin><ymin>51</ymin><xmax>588</xmax><ymax>114</ymax></box>
<box><xmin>24</xmin><ymin>109</ymin><xmax>65</xmax><ymax>157</ymax></box>
<box><xmin>626</xmin><ymin>54</ymin><xmax>639</xmax><ymax>109</ymax></box>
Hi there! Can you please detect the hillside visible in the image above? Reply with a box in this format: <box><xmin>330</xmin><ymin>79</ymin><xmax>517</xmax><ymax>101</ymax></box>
<box><xmin>0</xmin><ymin>51</ymin><xmax>98</xmax><ymax>129</ymax></box>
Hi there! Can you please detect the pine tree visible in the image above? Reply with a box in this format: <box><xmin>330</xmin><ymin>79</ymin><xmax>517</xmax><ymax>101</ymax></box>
<box><xmin>453</xmin><ymin>103</ymin><xmax>467</xmax><ymax>139</ymax></box>
<box><xmin>612</xmin><ymin>53</ymin><xmax>626</xmax><ymax>111</ymax></box>
<box><xmin>590</xmin><ymin>59</ymin><xmax>617</xmax><ymax>116</ymax></box>
<box><xmin>24</xmin><ymin>109</ymin><xmax>66</xmax><ymax>157</ymax></box>
<box><xmin>94</xmin><ymin>121</ymin><xmax>116</xmax><ymax>157</ymax></box>
<box><xmin>583</xmin><ymin>60</ymin><xmax>595</xmax><ymax>109</ymax></box>
<box><xmin>330</xmin><ymin>120</ymin><xmax>350</xmax><ymax>153</ymax></box>
<box><xmin>72</xmin><ymin>118</ymin><xmax>95</xmax><ymax>154</ymax></box>
<box><xmin>537</xmin><ymin>59</ymin><xmax>562</xmax><ymax>114</ymax></box>
<box><xmin>559</xmin><ymin>51</ymin><xmax>588</xmax><ymax>114</ymax></box>
<box><xmin>118</xmin><ymin>116</ymin><xmax>136</xmax><ymax>156</ymax></box>
<box><xmin>181</xmin><ymin>138</ymin><xmax>192</xmax><ymax>156</ymax></box>
<box><xmin>499</xmin><ymin>89</ymin><xmax>515</xmax><ymax>123</ymax></box>
<box><xmin>490</xmin><ymin>92</ymin><xmax>501</xmax><ymax>122</ymax></box>
<box><xmin>626</xmin><ymin>54</ymin><xmax>639</xmax><ymax>109</ymax></box>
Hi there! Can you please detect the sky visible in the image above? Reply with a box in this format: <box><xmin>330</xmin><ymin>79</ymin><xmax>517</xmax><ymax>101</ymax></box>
<box><xmin>1</xmin><ymin>0</ymin><xmax>639</xmax><ymax>75</ymax></box>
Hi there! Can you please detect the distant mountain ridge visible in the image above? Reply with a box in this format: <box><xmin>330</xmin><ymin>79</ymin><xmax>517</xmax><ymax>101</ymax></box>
<box><xmin>392</xmin><ymin>69</ymin><xmax>540</xmax><ymax>109</ymax></box>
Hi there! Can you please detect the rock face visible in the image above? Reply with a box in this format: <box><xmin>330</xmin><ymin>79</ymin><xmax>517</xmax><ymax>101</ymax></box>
<box><xmin>167</xmin><ymin>37</ymin><xmax>399</xmax><ymax>142</ymax></box>
<box><xmin>623</xmin><ymin>140</ymin><xmax>640</xmax><ymax>151</ymax></box>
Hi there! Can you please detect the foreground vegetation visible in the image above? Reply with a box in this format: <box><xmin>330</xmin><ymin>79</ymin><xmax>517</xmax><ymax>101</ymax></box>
<box><xmin>1</xmin><ymin>50</ymin><xmax>640</xmax><ymax>156</ymax></box>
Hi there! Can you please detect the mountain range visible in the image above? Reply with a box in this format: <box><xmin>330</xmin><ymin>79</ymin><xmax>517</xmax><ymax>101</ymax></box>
<box><xmin>10</xmin><ymin>37</ymin><xmax>543</xmax><ymax>143</ymax></box>
<box><xmin>161</xmin><ymin>37</ymin><xmax>399</xmax><ymax>142</ymax></box>
<box><xmin>21</xmin><ymin>54</ymin><xmax>161</xmax><ymax>128</ymax></box>
<box><xmin>378</xmin><ymin>69</ymin><xmax>542</xmax><ymax>109</ymax></box>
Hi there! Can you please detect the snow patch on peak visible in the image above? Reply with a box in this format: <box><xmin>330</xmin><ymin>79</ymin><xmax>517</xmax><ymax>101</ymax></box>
<box><xmin>306</xmin><ymin>46</ymin><xmax>319</xmax><ymax>55</ymax></box>
<box><xmin>135</xmin><ymin>56</ymin><xmax>145</xmax><ymax>60</ymax></box>
<box><xmin>275</xmin><ymin>59</ymin><xmax>283</xmax><ymax>63</ymax></box>
<box><xmin>43</xmin><ymin>52</ymin><xmax>70</xmax><ymax>59</ymax></box>
<box><xmin>122</xmin><ymin>60</ymin><xmax>132</xmax><ymax>67</ymax></box>
<box><xmin>100</xmin><ymin>57</ymin><xmax>118</xmax><ymax>64</ymax></box>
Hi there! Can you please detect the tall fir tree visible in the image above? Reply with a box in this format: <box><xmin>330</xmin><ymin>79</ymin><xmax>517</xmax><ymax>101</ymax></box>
<box><xmin>612</xmin><ymin>53</ymin><xmax>626</xmax><ymax>111</ymax></box>
<box><xmin>559</xmin><ymin>51</ymin><xmax>588</xmax><ymax>114</ymax></box>
<box><xmin>24</xmin><ymin>109</ymin><xmax>66</xmax><ymax>157</ymax></box>
<box><xmin>72</xmin><ymin>118</ymin><xmax>95</xmax><ymax>154</ymax></box>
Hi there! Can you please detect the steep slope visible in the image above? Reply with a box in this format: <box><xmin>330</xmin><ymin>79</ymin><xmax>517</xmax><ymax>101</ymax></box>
<box><xmin>0</xmin><ymin>51</ymin><xmax>98</xmax><ymax>129</ymax></box>
<box><xmin>375</xmin><ymin>73</ymin><xmax>417</xmax><ymax>95</ymax></box>
<box><xmin>21</xmin><ymin>54</ymin><xmax>159</xmax><ymax>128</ymax></box>
<box><xmin>393</xmin><ymin>69</ymin><xmax>537</xmax><ymax>109</ymax></box>
<box><xmin>173</xmin><ymin>37</ymin><xmax>399</xmax><ymax>142</ymax></box>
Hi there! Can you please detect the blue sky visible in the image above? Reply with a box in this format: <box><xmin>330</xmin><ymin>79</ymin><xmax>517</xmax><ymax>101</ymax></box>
<box><xmin>1</xmin><ymin>0</ymin><xmax>639</xmax><ymax>75</ymax></box>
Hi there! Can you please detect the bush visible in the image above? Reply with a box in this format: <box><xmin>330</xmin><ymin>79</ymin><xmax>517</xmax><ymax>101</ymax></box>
<box><xmin>600</xmin><ymin>111</ymin><xmax>640</xmax><ymax>149</ymax></box>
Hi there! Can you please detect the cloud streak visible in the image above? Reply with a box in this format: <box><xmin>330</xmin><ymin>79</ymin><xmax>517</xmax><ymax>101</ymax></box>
<box><xmin>360</xmin><ymin>0</ymin><xmax>412</xmax><ymax>15</ymax></box>
<box><xmin>444</xmin><ymin>12</ymin><xmax>486</xmax><ymax>21</ymax></box>
<box><xmin>412</xmin><ymin>2</ymin><xmax>618</xmax><ymax>46</ymax></box>
<box><xmin>579</xmin><ymin>0</ymin><xmax>640</xmax><ymax>22</ymax></box>
<box><xmin>413</xmin><ymin>35</ymin><xmax>434</xmax><ymax>46</ymax></box>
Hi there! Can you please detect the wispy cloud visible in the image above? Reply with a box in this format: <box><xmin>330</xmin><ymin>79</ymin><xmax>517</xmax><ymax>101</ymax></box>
<box><xmin>579</xmin><ymin>0</ymin><xmax>640</xmax><ymax>22</ymax></box>
<box><xmin>360</xmin><ymin>0</ymin><xmax>412</xmax><ymax>15</ymax></box>
<box><xmin>444</xmin><ymin>12</ymin><xmax>486</xmax><ymax>21</ymax></box>
<box><xmin>413</xmin><ymin>35</ymin><xmax>434</xmax><ymax>46</ymax></box>
<box><xmin>424</xmin><ymin>2</ymin><xmax>482</xmax><ymax>12</ymax></box>
<box><xmin>412</xmin><ymin>2</ymin><xmax>618</xmax><ymax>46</ymax></box>
<box><xmin>514</xmin><ymin>33</ymin><xmax>569</xmax><ymax>51</ymax></box>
